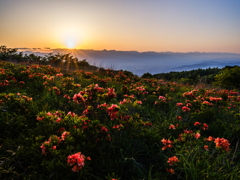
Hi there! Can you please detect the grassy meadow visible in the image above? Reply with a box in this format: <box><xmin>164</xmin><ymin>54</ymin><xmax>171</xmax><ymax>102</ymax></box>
<box><xmin>1</xmin><ymin>50</ymin><xmax>240</xmax><ymax>179</ymax></box>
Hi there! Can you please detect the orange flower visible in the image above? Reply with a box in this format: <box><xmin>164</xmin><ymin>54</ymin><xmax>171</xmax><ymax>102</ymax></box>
<box><xmin>194</xmin><ymin>133</ymin><xmax>200</xmax><ymax>139</ymax></box>
<box><xmin>205</xmin><ymin>136</ymin><xmax>214</xmax><ymax>142</ymax></box>
<box><xmin>161</xmin><ymin>138</ymin><xmax>167</xmax><ymax>145</ymax></box>
<box><xmin>167</xmin><ymin>156</ymin><xmax>179</xmax><ymax>166</ymax></box>
<box><xmin>204</xmin><ymin>145</ymin><xmax>208</xmax><ymax>151</ymax></box>
<box><xmin>167</xmin><ymin>168</ymin><xmax>175</xmax><ymax>174</ymax></box>
<box><xmin>214</xmin><ymin>137</ymin><xmax>230</xmax><ymax>152</ymax></box>
<box><xmin>161</xmin><ymin>138</ymin><xmax>173</xmax><ymax>150</ymax></box>
<box><xmin>169</xmin><ymin>124</ymin><xmax>176</xmax><ymax>130</ymax></box>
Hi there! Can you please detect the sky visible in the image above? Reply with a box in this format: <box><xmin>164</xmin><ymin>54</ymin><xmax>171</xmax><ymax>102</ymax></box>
<box><xmin>0</xmin><ymin>0</ymin><xmax>240</xmax><ymax>53</ymax></box>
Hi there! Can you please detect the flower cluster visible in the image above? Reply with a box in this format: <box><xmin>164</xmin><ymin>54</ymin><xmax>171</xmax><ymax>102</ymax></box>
<box><xmin>40</xmin><ymin>135</ymin><xmax>61</xmax><ymax>155</ymax></box>
<box><xmin>107</xmin><ymin>88</ymin><xmax>116</xmax><ymax>98</ymax></box>
<box><xmin>214</xmin><ymin>137</ymin><xmax>230</xmax><ymax>152</ymax></box>
<box><xmin>107</xmin><ymin>104</ymin><xmax>119</xmax><ymax>120</ymax></box>
<box><xmin>167</xmin><ymin>156</ymin><xmax>179</xmax><ymax>166</ymax></box>
<box><xmin>73</xmin><ymin>92</ymin><xmax>85</xmax><ymax>104</ymax></box>
<box><xmin>176</xmin><ymin>102</ymin><xmax>183</xmax><ymax>107</ymax></box>
<box><xmin>161</xmin><ymin>138</ymin><xmax>173</xmax><ymax>150</ymax></box>
<box><xmin>61</xmin><ymin>131</ymin><xmax>70</xmax><ymax>141</ymax></box>
<box><xmin>67</xmin><ymin>152</ymin><xmax>90</xmax><ymax>172</ymax></box>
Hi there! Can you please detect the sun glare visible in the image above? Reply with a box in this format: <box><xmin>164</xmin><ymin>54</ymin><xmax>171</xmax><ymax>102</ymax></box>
<box><xmin>67</xmin><ymin>41</ymin><xmax>75</xmax><ymax>49</ymax></box>
<box><xmin>56</xmin><ymin>26</ymin><xmax>85</xmax><ymax>49</ymax></box>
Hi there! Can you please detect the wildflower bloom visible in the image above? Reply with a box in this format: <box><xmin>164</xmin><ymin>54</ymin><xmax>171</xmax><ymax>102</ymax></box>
<box><xmin>120</xmin><ymin>98</ymin><xmax>127</xmax><ymax>105</ymax></box>
<box><xmin>169</xmin><ymin>124</ymin><xmax>176</xmax><ymax>130</ymax></box>
<box><xmin>107</xmin><ymin>104</ymin><xmax>119</xmax><ymax>120</ymax></box>
<box><xmin>67</xmin><ymin>152</ymin><xmax>86</xmax><ymax>172</ymax></box>
<box><xmin>214</xmin><ymin>137</ymin><xmax>230</xmax><ymax>152</ymax></box>
<box><xmin>161</xmin><ymin>138</ymin><xmax>173</xmax><ymax>150</ymax></box>
<box><xmin>159</xmin><ymin>96</ymin><xmax>166</xmax><ymax>101</ymax></box>
<box><xmin>167</xmin><ymin>168</ymin><xmax>175</xmax><ymax>174</ymax></box>
<box><xmin>137</xmin><ymin>100</ymin><xmax>142</xmax><ymax>104</ymax></box>
<box><xmin>194</xmin><ymin>122</ymin><xmax>201</xmax><ymax>126</ymax></box>
<box><xmin>167</xmin><ymin>156</ymin><xmax>179</xmax><ymax>166</ymax></box>
<box><xmin>205</xmin><ymin>136</ymin><xmax>214</xmax><ymax>142</ymax></box>
<box><xmin>37</xmin><ymin>116</ymin><xmax>44</xmax><ymax>121</ymax></box>
<box><xmin>40</xmin><ymin>135</ymin><xmax>61</xmax><ymax>155</ymax></box>
<box><xmin>67</xmin><ymin>111</ymin><xmax>76</xmax><ymax>117</ymax></box>
<box><xmin>64</xmin><ymin>95</ymin><xmax>70</xmax><ymax>99</ymax></box>
<box><xmin>56</xmin><ymin>73</ymin><xmax>63</xmax><ymax>77</ymax></box>
<box><xmin>101</xmin><ymin>126</ymin><xmax>108</xmax><ymax>133</ymax></box>
<box><xmin>186</xmin><ymin>103</ymin><xmax>192</xmax><ymax>107</ymax></box>
<box><xmin>40</xmin><ymin>144</ymin><xmax>46</xmax><ymax>155</ymax></box>
<box><xmin>61</xmin><ymin>131</ymin><xmax>70</xmax><ymax>141</ymax></box>
<box><xmin>107</xmin><ymin>88</ymin><xmax>116</xmax><ymax>98</ymax></box>
<box><xmin>202</xmin><ymin>123</ymin><xmax>208</xmax><ymax>130</ymax></box>
<box><xmin>176</xmin><ymin>116</ymin><xmax>182</xmax><ymax>121</ymax></box>
<box><xmin>73</xmin><ymin>92</ymin><xmax>85</xmax><ymax>104</ymax></box>
<box><xmin>204</xmin><ymin>145</ymin><xmax>208</xmax><ymax>151</ymax></box>
<box><xmin>176</xmin><ymin>103</ymin><xmax>183</xmax><ymax>107</ymax></box>
<box><xmin>182</xmin><ymin>106</ymin><xmax>190</xmax><ymax>112</ymax></box>
<box><xmin>47</xmin><ymin>112</ymin><xmax>52</xmax><ymax>116</ymax></box>
<box><xmin>202</xmin><ymin>101</ymin><xmax>213</xmax><ymax>106</ymax></box>
<box><xmin>194</xmin><ymin>133</ymin><xmax>201</xmax><ymax>139</ymax></box>
<box><xmin>183</xmin><ymin>129</ymin><xmax>193</xmax><ymax>134</ymax></box>
<box><xmin>56</xmin><ymin>118</ymin><xmax>61</xmax><ymax>123</ymax></box>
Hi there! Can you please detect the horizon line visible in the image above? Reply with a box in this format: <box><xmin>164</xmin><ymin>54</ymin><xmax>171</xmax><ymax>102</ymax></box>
<box><xmin>14</xmin><ymin>47</ymin><xmax>240</xmax><ymax>55</ymax></box>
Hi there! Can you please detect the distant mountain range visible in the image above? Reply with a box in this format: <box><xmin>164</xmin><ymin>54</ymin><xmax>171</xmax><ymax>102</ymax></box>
<box><xmin>18</xmin><ymin>48</ymin><xmax>240</xmax><ymax>76</ymax></box>
<box><xmin>171</xmin><ymin>59</ymin><xmax>240</xmax><ymax>72</ymax></box>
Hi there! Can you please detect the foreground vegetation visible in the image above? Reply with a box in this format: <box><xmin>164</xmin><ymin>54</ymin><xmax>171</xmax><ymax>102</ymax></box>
<box><xmin>1</xmin><ymin>46</ymin><xmax>240</xmax><ymax>179</ymax></box>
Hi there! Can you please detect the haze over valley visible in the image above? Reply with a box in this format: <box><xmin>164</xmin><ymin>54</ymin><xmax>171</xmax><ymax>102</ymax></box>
<box><xmin>19</xmin><ymin>48</ymin><xmax>240</xmax><ymax>76</ymax></box>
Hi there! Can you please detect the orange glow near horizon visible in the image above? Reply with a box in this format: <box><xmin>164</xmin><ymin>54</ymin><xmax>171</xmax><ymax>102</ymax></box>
<box><xmin>1</xmin><ymin>1</ymin><xmax>240</xmax><ymax>54</ymax></box>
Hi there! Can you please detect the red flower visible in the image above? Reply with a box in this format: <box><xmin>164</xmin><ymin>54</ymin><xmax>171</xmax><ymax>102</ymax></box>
<box><xmin>202</xmin><ymin>123</ymin><xmax>208</xmax><ymax>130</ymax></box>
<box><xmin>101</xmin><ymin>126</ymin><xmax>108</xmax><ymax>133</ymax></box>
<box><xmin>176</xmin><ymin>116</ymin><xmax>182</xmax><ymax>121</ymax></box>
<box><xmin>67</xmin><ymin>152</ymin><xmax>86</xmax><ymax>172</ymax></box>
<box><xmin>176</xmin><ymin>103</ymin><xmax>183</xmax><ymax>107</ymax></box>
<box><xmin>167</xmin><ymin>168</ymin><xmax>175</xmax><ymax>174</ymax></box>
<box><xmin>194</xmin><ymin>122</ymin><xmax>201</xmax><ymax>126</ymax></box>
<box><xmin>61</xmin><ymin>131</ymin><xmax>70</xmax><ymax>141</ymax></box>
<box><xmin>182</xmin><ymin>106</ymin><xmax>190</xmax><ymax>112</ymax></box>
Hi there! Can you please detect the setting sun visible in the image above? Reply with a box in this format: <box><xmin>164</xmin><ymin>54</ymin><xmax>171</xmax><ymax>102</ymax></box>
<box><xmin>66</xmin><ymin>41</ymin><xmax>75</xmax><ymax>49</ymax></box>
